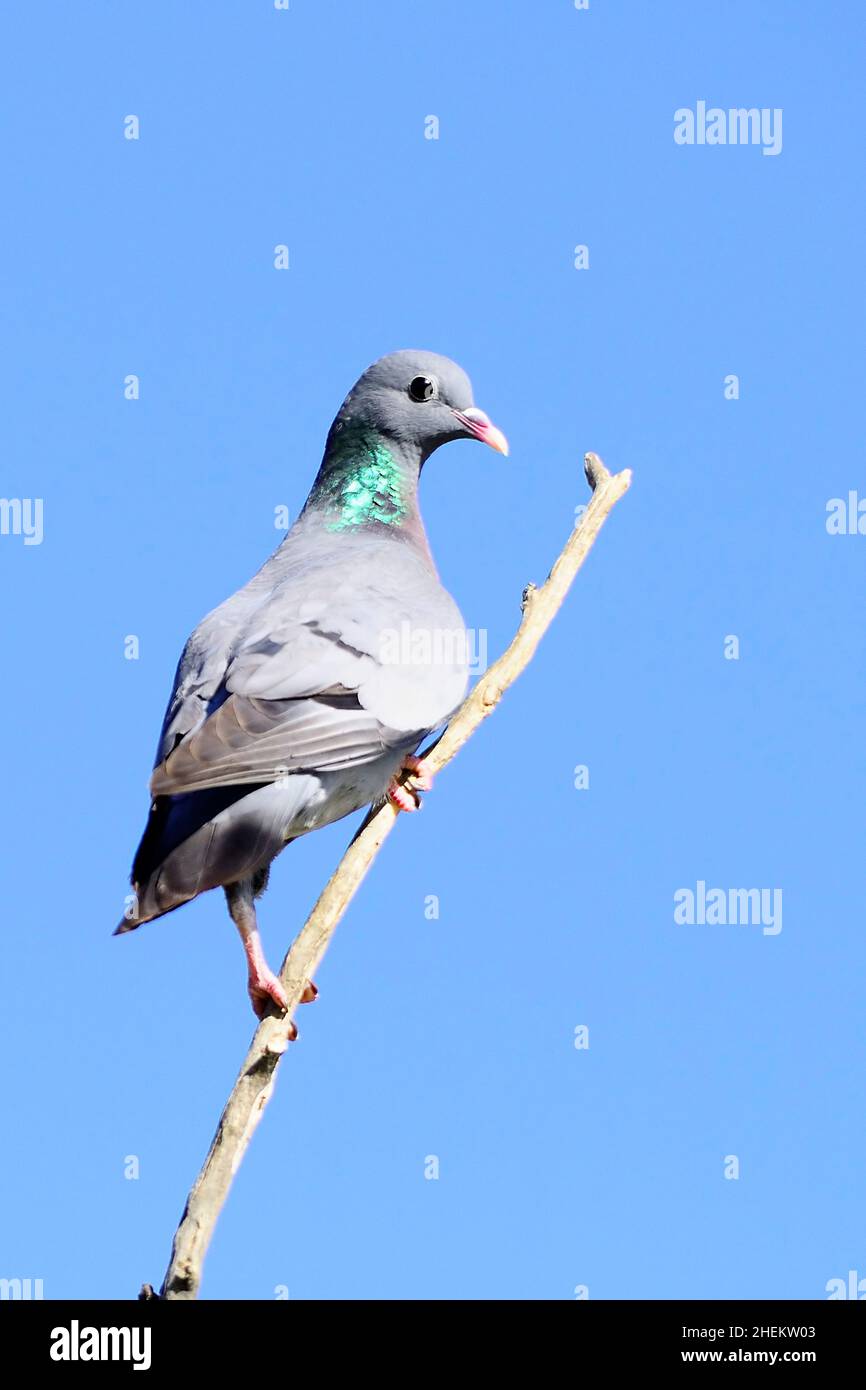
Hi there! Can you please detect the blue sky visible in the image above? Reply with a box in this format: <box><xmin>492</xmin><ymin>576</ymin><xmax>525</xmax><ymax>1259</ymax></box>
<box><xmin>2</xmin><ymin>2</ymin><xmax>864</xmax><ymax>1300</ymax></box>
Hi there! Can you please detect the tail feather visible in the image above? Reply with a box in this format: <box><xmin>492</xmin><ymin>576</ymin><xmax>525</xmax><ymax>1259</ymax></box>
<box><xmin>117</xmin><ymin>783</ymin><xmax>301</xmax><ymax>934</ymax></box>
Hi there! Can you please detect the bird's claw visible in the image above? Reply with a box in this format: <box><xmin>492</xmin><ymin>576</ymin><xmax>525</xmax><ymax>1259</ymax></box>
<box><xmin>248</xmin><ymin>966</ymin><xmax>289</xmax><ymax>1020</ymax></box>
<box><xmin>388</xmin><ymin>755</ymin><xmax>434</xmax><ymax>812</ymax></box>
<box><xmin>247</xmin><ymin>969</ymin><xmax>318</xmax><ymax>1031</ymax></box>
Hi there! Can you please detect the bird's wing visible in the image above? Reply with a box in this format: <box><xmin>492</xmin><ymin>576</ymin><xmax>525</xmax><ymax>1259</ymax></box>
<box><xmin>149</xmin><ymin>551</ymin><xmax>468</xmax><ymax>798</ymax></box>
<box><xmin>148</xmin><ymin>693</ymin><xmax>414</xmax><ymax>795</ymax></box>
<box><xmin>153</xmin><ymin>591</ymin><xmax>261</xmax><ymax>767</ymax></box>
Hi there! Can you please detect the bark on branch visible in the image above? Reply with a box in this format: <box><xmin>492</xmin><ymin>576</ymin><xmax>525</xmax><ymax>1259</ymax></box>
<box><xmin>151</xmin><ymin>452</ymin><xmax>632</xmax><ymax>1300</ymax></box>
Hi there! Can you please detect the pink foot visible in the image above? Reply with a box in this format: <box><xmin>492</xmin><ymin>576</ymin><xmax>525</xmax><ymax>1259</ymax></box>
<box><xmin>388</xmin><ymin>755</ymin><xmax>434</xmax><ymax>812</ymax></box>
<box><xmin>246</xmin><ymin>972</ymin><xmax>318</xmax><ymax>1024</ymax></box>
<box><xmin>247</xmin><ymin>960</ymin><xmax>289</xmax><ymax>1020</ymax></box>
<box><xmin>243</xmin><ymin>928</ymin><xmax>317</xmax><ymax>1026</ymax></box>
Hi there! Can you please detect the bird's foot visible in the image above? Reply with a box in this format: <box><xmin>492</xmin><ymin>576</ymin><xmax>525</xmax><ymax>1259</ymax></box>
<box><xmin>232</xmin><ymin>892</ymin><xmax>317</xmax><ymax>1026</ymax></box>
<box><xmin>247</xmin><ymin>962</ymin><xmax>289</xmax><ymax>1020</ymax></box>
<box><xmin>388</xmin><ymin>755</ymin><xmax>434</xmax><ymax>812</ymax></box>
<box><xmin>245</xmin><ymin>947</ymin><xmax>317</xmax><ymax>1028</ymax></box>
<box><xmin>246</xmin><ymin>971</ymin><xmax>317</xmax><ymax>1025</ymax></box>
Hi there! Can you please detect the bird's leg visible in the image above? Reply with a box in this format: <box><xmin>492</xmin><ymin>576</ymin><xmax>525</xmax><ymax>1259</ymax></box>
<box><xmin>225</xmin><ymin>880</ymin><xmax>289</xmax><ymax>1021</ymax></box>
<box><xmin>225</xmin><ymin>880</ymin><xmax>317</xmax><ymax>1023</ymax></box>
<box><xmin>387</xmin><ymin>754</ymin><xmax>434</xmax><ymax>812</ymax></box>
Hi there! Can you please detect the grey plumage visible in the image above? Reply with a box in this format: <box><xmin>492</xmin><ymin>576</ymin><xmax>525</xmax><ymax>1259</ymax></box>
<box><xmin>117</xmin><ymin>350</ymin><xmax>508</xmax><ymax>1012</ymax></box>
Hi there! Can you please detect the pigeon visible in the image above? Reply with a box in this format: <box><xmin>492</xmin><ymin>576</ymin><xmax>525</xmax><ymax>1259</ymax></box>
<box><xmin>117</xmin><ymin>350</ymin><xmax>508</xmax><ymax>1017</ymax></box>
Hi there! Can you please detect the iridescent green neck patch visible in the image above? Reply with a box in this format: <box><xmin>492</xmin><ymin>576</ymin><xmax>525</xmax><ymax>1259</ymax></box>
<box><xmin>317</xmin><ymin>426</ymin><xmax>408</xmax><ymax>531</ymax></box>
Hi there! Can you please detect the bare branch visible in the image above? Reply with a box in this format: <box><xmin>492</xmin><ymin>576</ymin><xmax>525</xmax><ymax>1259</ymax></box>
<box><xmin>156</xmin><ymin>453</ymin><xmax>632</xmax><ymax>1299</ymax></box>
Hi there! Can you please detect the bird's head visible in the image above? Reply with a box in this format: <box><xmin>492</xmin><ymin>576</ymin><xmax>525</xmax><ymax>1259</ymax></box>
<box><xmin>331</xmin><ymin>349</ymin><xmax>509</xmax><ymax>463</ymax></box>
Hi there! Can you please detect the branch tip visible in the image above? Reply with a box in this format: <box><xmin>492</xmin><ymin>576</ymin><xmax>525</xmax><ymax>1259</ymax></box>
<box><xmin>583</xmin><ymin>451</ymin><xmax>610</xmax><ymax>491</ymax></box>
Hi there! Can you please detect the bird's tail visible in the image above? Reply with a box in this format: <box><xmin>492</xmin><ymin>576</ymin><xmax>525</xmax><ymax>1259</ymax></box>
<box><xmin>113</xmin><ymin>873</ymin><xmax>193</xmax><ymax>935</ymax></box>
<box><xmin>114</xmin><ymin>783</ymin><xmax>298</xmax><ymax>935</ymax></box>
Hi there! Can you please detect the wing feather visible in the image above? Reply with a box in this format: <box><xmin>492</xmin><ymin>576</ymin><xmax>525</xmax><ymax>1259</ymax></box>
<box><xmin>148</xmin><ymin>534</ymin><xmax>468</xmax><ymax>798</ymax></box>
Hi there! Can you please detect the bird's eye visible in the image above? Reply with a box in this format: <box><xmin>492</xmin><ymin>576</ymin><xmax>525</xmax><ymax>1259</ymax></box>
<box><xmin>408</xmin><ymin>375</ymin><xmax>437</xmax><ymax>402</ymax></box>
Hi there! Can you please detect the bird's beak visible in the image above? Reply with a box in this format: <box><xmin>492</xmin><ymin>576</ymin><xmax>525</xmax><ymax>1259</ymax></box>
<box><xmin>452</xmin><ymin>406</ymin><xmax>509</xmax><ymax>456</ymax></box>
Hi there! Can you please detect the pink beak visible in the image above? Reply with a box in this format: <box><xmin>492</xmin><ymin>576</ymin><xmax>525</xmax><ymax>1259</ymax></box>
<box><xmin>452</xmin><ymin>406</ymin><xmax>509</xmax><ymax>457</ymax></box>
